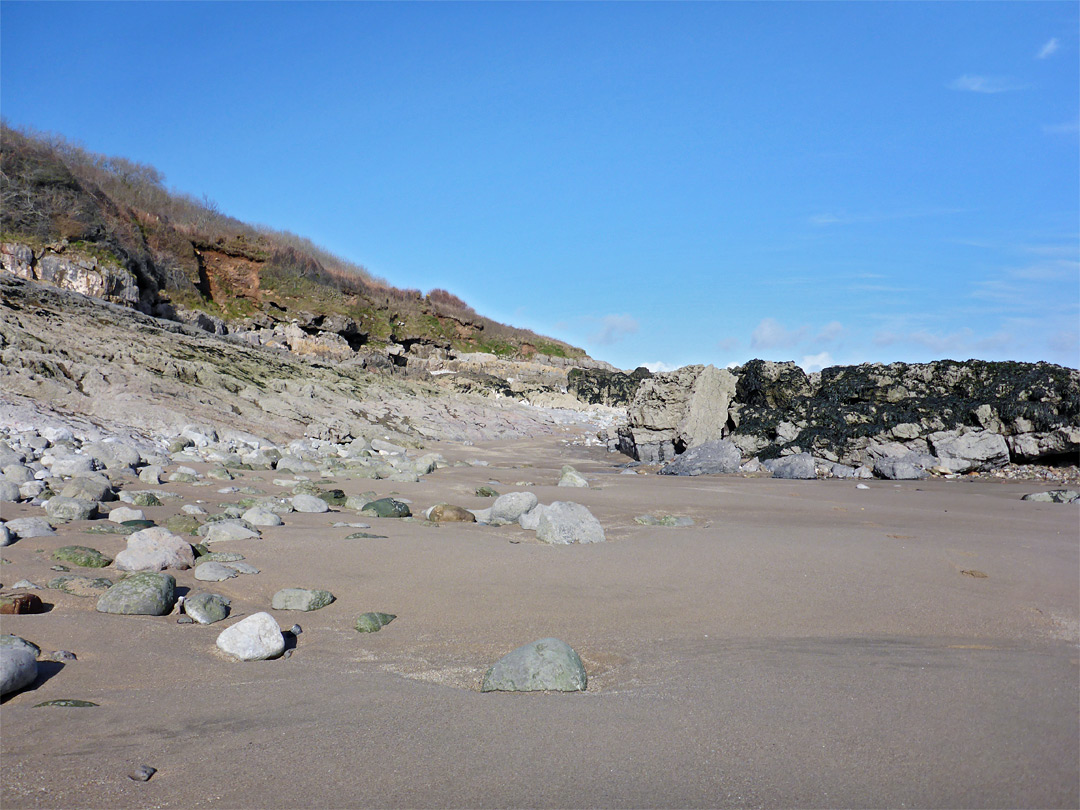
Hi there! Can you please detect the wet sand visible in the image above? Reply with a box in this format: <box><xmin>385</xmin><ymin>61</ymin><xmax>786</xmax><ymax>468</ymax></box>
<box><xmin>2</xmin><ymin>432</ymin><xmax>1077</xmax><ymax>808</ymax></box>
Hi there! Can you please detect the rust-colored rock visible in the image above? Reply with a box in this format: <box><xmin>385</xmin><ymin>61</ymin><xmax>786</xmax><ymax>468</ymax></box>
<box><xmin>0</xmin><ymin>593</ymin><xmax>45</xmax><ymax>614</ymax></box>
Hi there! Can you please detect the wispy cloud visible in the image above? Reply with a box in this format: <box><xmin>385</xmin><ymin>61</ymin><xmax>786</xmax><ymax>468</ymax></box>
<box><xmin>948</xmin><ymin>75</ymin><xmax>1029</xmax><ymax>94</ymax></box>
<box><xmin>716</xmin><ymin>337</ymin><xmax>740</xmax><ymax>352</ymax></box>
<box><xmin>1043</xmin><ymin>115</ymin><xmax>1080</xmax><ymax>135</ymax></box>
<box><xmin>1037</xmin><ymin>38</ymin><xmax>1060</xmax><ymax>59</ymax></box>
<box><xmin>816</xmin><ymin>321</ymin><xmax>845</xmax><ymax>343</ymax></box>
<box><xmin>809</xmin><ymin>207</ymin><xmax>967</xmax><ymax>226</ymax></box>
<box><xmin>589</xmin><ymin>313</ymin><xmax>639</xmax><ymax>346</ymax></box>
<box><xmin>874</xmin><ymin>327</ymin><xmax>977</xmax><ymax>355</ymax></box>
<box><xmin>751</xmin><ymin>317</ymin><xmax>807</xmax><ymax>350</ymax></box>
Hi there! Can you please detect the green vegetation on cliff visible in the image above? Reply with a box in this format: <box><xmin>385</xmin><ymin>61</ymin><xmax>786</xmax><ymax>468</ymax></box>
<box><xmin>0</xmin><ymin>123</ymin><xmax>584</xmax><ymax>360</ymax></box>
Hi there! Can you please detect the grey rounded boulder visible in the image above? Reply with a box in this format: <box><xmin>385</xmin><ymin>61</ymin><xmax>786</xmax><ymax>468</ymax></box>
<box><xmin>481</xmin><ymin>638</ymin><xmax>587</xmax><ymax>693</ymax></box>
<box><xmin>96</xmin><ymin>572</ymin><xmax>176</xmax><ymax>615</ymax></box>
<box><xmin>0</xmin><ymin>480</ymin><xmax>21</xmax><ymax>503</ymax></box>
<box><xmin>490</xmin><ymin>492</ymin><xmax>539</xmax><ymax>525</ymax></box>
<box><xmin>764</xmin><ymin>453</ymin><xmax>818</xmax><ymax>480</ymax></box>
<box><xmin>114</xmin><ymin>527</ymin><xmax>195</xmax><ymax>572</ymax></box>
<box><xmin>271</xmin><ymin>588</ymin><xmax>335</xmax><ymax>612</ymax></box>
<box><xmin>659</xmin><ymin>439</ymin><xmax>741</xmax><ymax>476</ymax></box>
<box><xmin>1</xmin><ymin>644</ymin><xmax>38</xmax><ymax>696</ymax></box>
<box><xmin>535</xmin><ymin>502</ymin><xmax>605</xmax><ymax>545</ymax></box>
<box><xmin>183</xmin><ymin>592</ymin><xmax>231</xmax><ymax>624</ymax></box>
<box><xmin>216</xmin><ymin>612</ymin><xmax>284</xmax><ymax>661</ymax></box>
<box><xmin>45</xmin><ymin>496</ymin><xmax>97</xmax><ymax>522</ymax></box>
<box><xmin>291</xmin><ymin>494</ymin><xmax>330</xmax><ymax>513</ymax></box>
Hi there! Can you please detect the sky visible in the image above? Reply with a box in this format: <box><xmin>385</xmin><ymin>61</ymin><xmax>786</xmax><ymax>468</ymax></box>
<box><xmin>2</xmin><ymin>1</ymin><xmax>1077</xmax><ymax>372</ymax></box>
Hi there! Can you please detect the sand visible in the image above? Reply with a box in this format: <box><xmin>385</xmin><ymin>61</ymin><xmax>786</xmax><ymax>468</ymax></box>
<box><xmin>1</xmin><ymin>430</ymin><xmax>1077</xmax><ymax>809</ymax></box>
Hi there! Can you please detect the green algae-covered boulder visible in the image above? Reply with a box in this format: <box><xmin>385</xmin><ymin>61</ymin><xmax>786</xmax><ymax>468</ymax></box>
<box><xmin>271</xmin><ymin>588</ymin><xmax>335</xmax><ymax>612</ymax></box>
<box><xmin>52</xmin><ymin>545</ymin><xmax>112</xmax><ymax>568</ymax></box>
<box><xmin>360</xmin><ymin>498</ymin><xmax>411</xmax><ymax>518</ymax></box>
<box><xmin>354</xmin><ymin>612</ymin><xmax>396</xmax><ymax>633</ymax></box>
<box><xmin>96</xmin><ymin>572</ymin><xmax>176</xmax><ymax>615</ymax></box>
<box><xmin>481</xmin><ymin>638</ymin><xmax>587</xmax><ymax>693</ymax></box>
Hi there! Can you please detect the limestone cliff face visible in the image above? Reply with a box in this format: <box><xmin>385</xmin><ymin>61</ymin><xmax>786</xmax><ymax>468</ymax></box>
<box><xmin>619</xmin><ymin>359</ymin><xmax>1080</xmax><ymax>468</ymax></box>
<box><xmin>2</xmin><ymin>241</ymin><xmax>139</xmax><ymax>306</ymax></box>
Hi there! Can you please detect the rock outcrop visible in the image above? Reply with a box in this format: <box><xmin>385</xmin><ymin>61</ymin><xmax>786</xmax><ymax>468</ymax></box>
<box><xmin>2</xmin><ymin>241</ymin><xmax>139</xmax><ymax>306</ymax></box>
<box><xmin>619</xmin><ymin>359</ymin><xmax>1079</xmax><ymax>470</ymax></box>
<box><xmin>567</xmin><ymin>366</ymin><xmax>652</xmax><ymax>407</ymax></box>
<box><xmin>617</xmin><ymin>365</ymin><xmax>738</xmax><ymax>464</ymax></box>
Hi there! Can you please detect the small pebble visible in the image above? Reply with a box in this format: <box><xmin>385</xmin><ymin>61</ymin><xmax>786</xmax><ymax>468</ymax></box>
<box><xmin>282</xmin><ymin>649</ymin><xmax>294</xmax><ymax>659</ymax></box>
<box><xmin>177</xmin><ymin>616</ymin><xmax>195</xmax><ymax>624</ymax></box>
<box><xmin>128</xmin><ymin>765</ymin><xmax>157</xmax><ymax>782</ymax></box>
<box><xmin>289</xmin><ymin>624</ymin><xmax>302</xmax><ymax>635</ymax></box>
<box><xmin>47</xmin><ymin>650</ymin><xmax>77</xmax><ymax>662</ymax></box>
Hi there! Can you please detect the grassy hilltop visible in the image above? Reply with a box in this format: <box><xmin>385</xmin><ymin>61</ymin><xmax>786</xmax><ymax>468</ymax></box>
<box><xmin>0</xmin><ymin>123</ymin><xmax>585</xmax><ymax>361</ymax></box>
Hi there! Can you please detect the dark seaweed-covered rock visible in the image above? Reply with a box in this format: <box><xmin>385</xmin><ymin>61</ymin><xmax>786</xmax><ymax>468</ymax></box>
<box><xmin>622</xmin><ymin>359</ymin><xmax>1079</xmax><ymax>472</ymax></box>
<box><xmin>568</xmin><ymin>366</ymin><xmax>652</xmax><ymax>407</ymax></box>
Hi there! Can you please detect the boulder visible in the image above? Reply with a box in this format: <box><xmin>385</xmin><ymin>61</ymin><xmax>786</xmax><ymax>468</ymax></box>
<box><xmin>490</xmin><ymin>492</ymin><xmax>539</xmax><ymax>525</ymax></box>
<box><xmin>427</xmin><ymin>504</ymin><xmax>477</xmax><ymax>523</ymax></box>
<box><xmin>194</xmin><ymin>562</ymin><xmax>238</xmax><ymax>582</ymax></box>
<box><xmin>183</xmin><ymin>592</ymin><xmax>231</xmax><ymax>624</ymax></box>
<box><xmin>355</xmin><ymin>612</ymin><xmax>396</xmax><ymax>633</ymax></box>
<box><xmin>114</xmin><ymin>527</ymin><xmax>195</xmax><ymax>571</ymax></box>
<box><xmin>763</xmin><ymin>453</ymin><xmax>818</xmax><ymax>480</ymax></box>
<box><xmin>271</xmin><ymin>588</ymin><xmax>336</xmax><ymax>611</ymax></box>
<box><xmin>1</xmin><ymin>645</ymin><xmax>38</xmax><ymax>696</ymax></box>
<box><xmin>291</xmin><ymin>494</ymin><xmax>330</xmax><ymax>513</ymax></box>
<box><xmin>361</xmin><ymin>498</ymin><xmax>411</xmax><ymax>518</ymax></box>
<box><xmin>873</xmin><ymin>456</ymin><xmax>930</xmax><ymax>480</ymax></box>
<box><xmin>481</xmin><ymin>638</ymin><xmax>587</xmax><ymax>693</ymax></box>
<box><xmin>658</xmin><ymin>439</ymin><xmax>741</xmax><ymax>476</ymax></box>
<box><xmin>201</xmin><ymin>520</ymin><xmax>260</xmax><ymax>544</ymax></box>
<box><xmin>96</xmin><ymin>572</ymin><xmax>176</xmax><ymax>615</ymax></box>
<box><xmin>1021</xmin><ymin>490</ymin><xmax>1079</xmax><ymax>504</ymax></box>
<box><xmin>242</xmin><ymin>507</ymin><xmax>284</xmax><ymax>526</ymax></box>
<box><xmin>45</xmin><ymin>496</ymin><xmax>97</xmax><ymax>522</ymax></box>
<box><xmin>52</xmin><ymin>545</ymin><xmax>112</xmax><ymax>568</ymax></box>
<box><xmin>216</xmin><ymin>613</ymin><xmax>285</xmax><ymax>661</ymax></box>
<box><xmin>0</xmin><ymin>481</ymin><xmax>20</xmax><ymax>502</ymax></box>
<box><xmin>928</xmin><ymin>430</ymin><xmax>1010</xmax><ymax>473</ymax></box>
<box><xmin>60</xmin><ymin>476</ymin><xmax>114</xmax><ymax>502</ymax></box>
<box><xmin>518</xmin><ymin>504</ymin><xmax>548</xmax><ymax>531</ymax></box>
<box><xmin>557</xmin><ymin>466</ymin><xmax>589</xmax><ymax>488</ymax></box>
<box><xmin>108</xmin><ymin>506</ymin><xmax>146</xmax><ymax>524</ymax></box>
<box><xmin>535</xmin><ymin>502</ymin><xmax>605</xmax><ymax>545</ymax></box>
<box><xmin>5</xmin><ymin>517</ymin><xmax>55</xmax><ymax>539</ymax></box>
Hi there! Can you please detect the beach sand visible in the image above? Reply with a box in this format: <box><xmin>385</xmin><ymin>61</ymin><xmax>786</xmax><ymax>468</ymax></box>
<box><xmin>2</xmin><ymin>430</ymin><xmax>1077</xmax><ymax>808</ymax></box>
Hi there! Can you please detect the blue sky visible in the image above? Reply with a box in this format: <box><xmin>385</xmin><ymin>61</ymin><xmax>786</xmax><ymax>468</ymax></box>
<box><xmin>2</xmin><ymin>1</ymin><xmax>1077</xmax><ymax>371</ymax></box>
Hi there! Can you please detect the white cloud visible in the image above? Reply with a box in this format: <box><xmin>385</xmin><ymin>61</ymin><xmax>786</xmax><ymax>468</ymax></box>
<box><xmin>750</xmin><ymin>317</ymin><xmax>807</xmax><ymax>349</ymax></box>
<box><xmin>799</xmin><ymin>352</ymin><xmax>834</xmax><ymax>373</ymax></box>
<box><xmin>873</xmin><ymin>328</ymin><xmax>976</xmax><ymax>355</ymax></box>
<box><xmin>641</xmin><ymin>360</ymin><xmax>680</xmax><ymax>373</ymax></box>
<box><xmin>589</xmin><ymin>314</ymin><xmax>638</xmax><ymax>346</ymax></box>
<box><xmin>1037</xmin><ymin>38</ymin><xmax>1060</xmax><ymax>59</ymax></box>
<box><xmin>1043</xmin><ymin>115</ymin><xmax>1080</xmax><ymax>135</ymax></box>
<box><xmin>816</xmin><ymin>321</ymin><xmax>845</xmax><ymax>343</ymax></box>
<box><xmin>948</xmin><ymin>75</ymin><xmax>1028</xmax><ymax>94</ymax></box>
<box><xmin>809</xmin><ymin>207</ymin><xmax>967</xmax><ymax>226</ymax></box>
